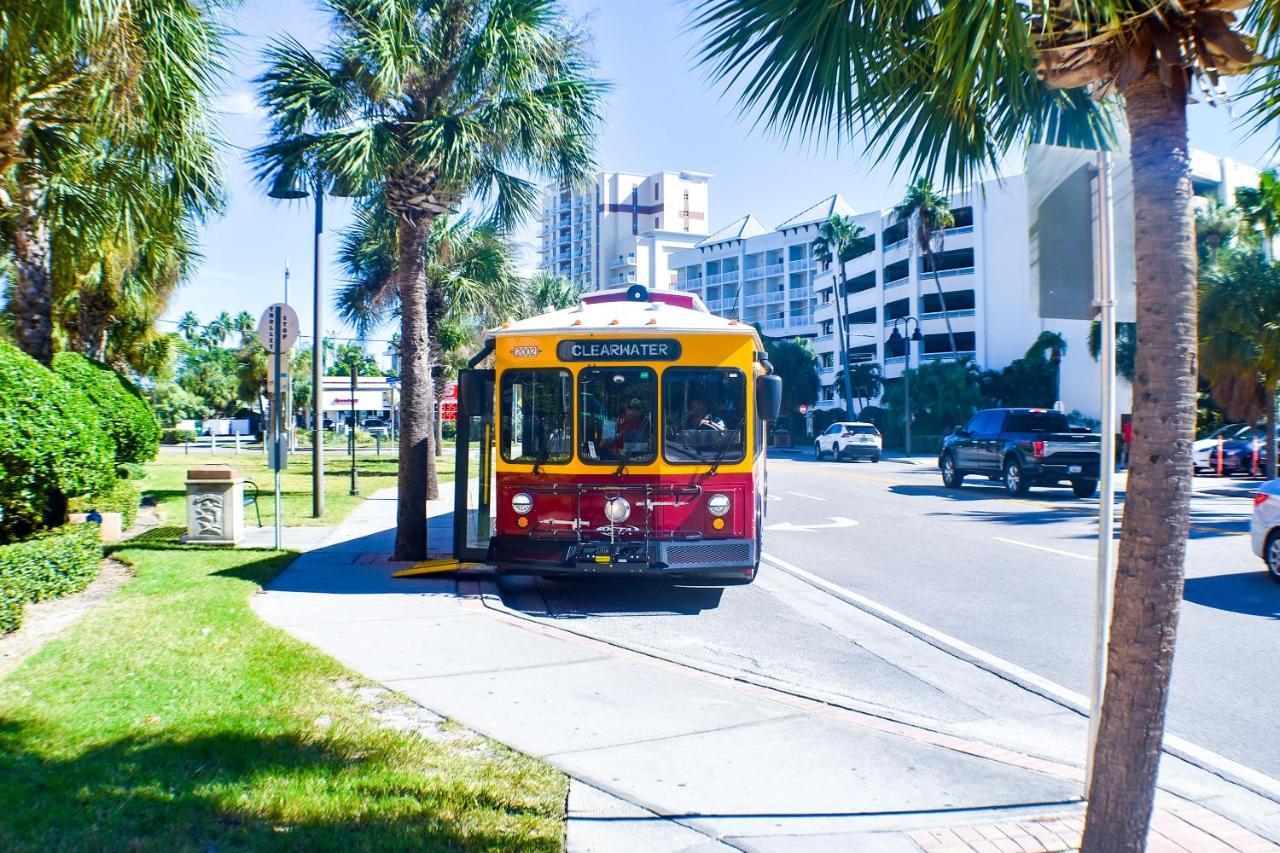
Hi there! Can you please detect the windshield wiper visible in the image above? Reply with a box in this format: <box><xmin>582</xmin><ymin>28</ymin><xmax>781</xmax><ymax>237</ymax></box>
<box><xmin>705</xmin><ymin>421</ymin><xmax>742</xmax><ymax>476</ymax></box>
<box><xmin>614</xmin><ymin>448</ymin><xmax>644</xmax><ymax>477</ymax></box>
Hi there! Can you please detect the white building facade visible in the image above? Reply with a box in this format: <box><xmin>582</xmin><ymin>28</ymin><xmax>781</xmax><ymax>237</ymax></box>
<box><xmin>669</xmin><ymin>196</ymin><xmax>857</xmax><ymax>337</ymax></box>
<box><xmin>538</xmin><ymin>170</ymin><xmax>713</xmax><ymax>291</ymax></box>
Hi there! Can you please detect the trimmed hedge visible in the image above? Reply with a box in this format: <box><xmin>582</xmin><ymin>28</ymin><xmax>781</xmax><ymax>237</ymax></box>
<box><xmin>70</xmin><ymin>477</ymin><xmax>141</xmax><ymax>529</ymax></box>
<box><xmin>52</xmin><ymin>352</ymin><xmax>160</xmax><ymax>464</ymax></box>
<box><xmin>0</xmin><ymin>523</ymin><xmax>103</xmax><ymax>634</ymax></box>
<box><xmin>0</xmin><ymin>342</ymin><xmax>116</xmax><ymax>542</ymax></box>
<box><xmin>161</xmin><ymin>427</ymin><xmax>197</xmax><ymax>444</ymax></box>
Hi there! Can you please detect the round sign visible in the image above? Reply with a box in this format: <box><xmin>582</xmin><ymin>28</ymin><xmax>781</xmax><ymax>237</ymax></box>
<box><xmin>257</xmin><ymin>303</ymin><xmax>300</xmax><ymax>353</ymax></box>
<box><xmin>799</xmin><ymin>404</ymin><xmax>808</xmax><ymax>415</ymax></box>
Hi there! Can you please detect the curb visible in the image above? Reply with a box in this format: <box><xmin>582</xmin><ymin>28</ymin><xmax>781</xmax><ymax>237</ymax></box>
<box><xmin>761</xmin><ymin>552</ymin><xmax>1280</xmax><ymax>808</ymax></box>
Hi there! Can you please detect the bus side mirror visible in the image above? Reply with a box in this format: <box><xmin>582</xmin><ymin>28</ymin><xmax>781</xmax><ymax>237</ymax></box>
<box><xmin>756</xmin><ymin>375</ymin><xmax>783</xmax><ymax>422</ymax></box>
<box><xmin>459</xmin><ymin>369</ymin><xmax>493</xmax><ymax>416</ymax></box>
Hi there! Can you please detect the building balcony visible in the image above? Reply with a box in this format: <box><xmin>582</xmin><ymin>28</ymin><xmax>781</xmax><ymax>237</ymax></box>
<box><xmin>920</xmin><ymin>350</ymin><xmax>977</xmax><ymax>362</ymax></box>
<box><xmin>883</xmin><ymin>237</ymin><xmax>910</xmax><ymax>253</ymax></box>
<box><xmin>790</xmin><ymin>284</ymin><xmax>812</xmax><ymax>298</ymax></box>
<box><xmin>609</xmin><ymin>253</ymin><xmax>637</xmax><ymax>269</ymax></box>
<box><xmin>815</xmin><ymin>332</ymin><xmax>834</xmax><ymax>343</ymax></box>
<box><xmin>766</xmin><ymin>290</ymin><xmax>786</xmax><ymax>303</ymax></box>
<box><xmin>745</xmin><ymin>294</ymin><xmax>767</xmax><ymax>307</ymax></box>
<box><xmin>884</xmin><ymin>275</ymin><xmax>910</xmax><ymax>289</ymax></box>
<box><xmin>922</xmin><ymin>266</ymin><xmax>975</xmax><ymax>279</ymax></box>
<box><xmin>920</xmin><ymin>309</ymin><xmax>976</xmax><ymax>321</ymax></box>
<box><xmin>745</xmin><ymin>267</ymin><xmax>767</xmax><ymax>281</ymax></box>
<box><xmin>764</xmin><ymin>318</ymin><xmax>786</xmax><ymax>331</ymax></box>
<box><xmin>763</xmin><ymin>262</ymin><xmax>786</xmax><ymax>277</ymax></box>
<box><xmin>708</xmin><ymin>270</ymin><xmax>740</xmax><ymax>286</ymax></box>
<box><xmin>788</xmin><ymin>258</ymin><xmax>813</xmax><ymax>272</ymax></box>
<box><xmin>943</xmin><ymin>225</ymin><xmax>974</xmax><ymax>237</ymax></box>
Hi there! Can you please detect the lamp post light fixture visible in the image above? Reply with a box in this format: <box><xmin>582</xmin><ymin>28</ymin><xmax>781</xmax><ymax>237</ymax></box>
<box><xmin>268</xmin><ymin>167</ymin><xmax>362</xmax><ymax>518</ymax></box>
<box><xmin>886</xmin><ymin>317</ymin><xmax>924</xmax><ymax>455</ymax></box>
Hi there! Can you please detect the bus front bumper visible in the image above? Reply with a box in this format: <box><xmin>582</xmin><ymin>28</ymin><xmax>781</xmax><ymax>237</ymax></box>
<box><xmin>490</xmin><ymin>535</ymin><xmax>758</xmax><ymax>579</ymax></box>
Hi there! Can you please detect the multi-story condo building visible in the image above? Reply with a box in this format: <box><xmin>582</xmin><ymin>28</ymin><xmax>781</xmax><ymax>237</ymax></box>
<box><xmin>537</xmin><ymin>170</ymin><xmax>713</xmax><ymax>291</ymax></box>
<box><xmin>674</xmin><ymin>148</ymin><xmax>1257</xmax><ymax>419</ymax></box>
<box><xmin>670</xmin><ymin>195</ymin><xmax>857</xmax><ymax>337</ymax></box>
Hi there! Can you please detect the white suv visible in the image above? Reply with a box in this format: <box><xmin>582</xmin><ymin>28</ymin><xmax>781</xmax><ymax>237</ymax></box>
<box><xmin>1250</xmin><ymin>478</ymin><xmax>1280</xmax><ymax>583</ymax></box>
<box><xmin>815</xmin><ymin>422</ymin><xmax>882</xmax><ymax>463</ymax></box>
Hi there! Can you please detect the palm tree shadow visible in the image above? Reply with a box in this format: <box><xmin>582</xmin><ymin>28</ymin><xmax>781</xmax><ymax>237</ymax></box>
<box><xmin>0</xmin><ymin>724</ymin><xmax>556</xmax><ymax>850</ymax></box>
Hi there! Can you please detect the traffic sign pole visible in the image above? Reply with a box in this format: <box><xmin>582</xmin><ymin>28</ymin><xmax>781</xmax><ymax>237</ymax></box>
<box><xmin>258</xmin><ymin>302</ymin><xmax>299</xmax><ymax>551</ymax></box>
<box><xmin>273</xmin><ymin>306</ymin><xmax>283</xmax><ymax>550</ymax></box>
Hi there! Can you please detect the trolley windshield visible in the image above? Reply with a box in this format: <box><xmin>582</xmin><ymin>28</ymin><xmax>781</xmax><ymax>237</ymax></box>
<box><xmin>578</xmin><ymin>367</ymin><xmax>657</xmax><ymax>464</ymax></box>
<box><xmin>662</xmin><ymin>368</ymin><xmax>747</xmax><ymax>464</ymax></box>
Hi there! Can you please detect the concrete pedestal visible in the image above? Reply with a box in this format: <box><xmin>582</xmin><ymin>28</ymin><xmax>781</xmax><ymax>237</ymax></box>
<box><xmin>183</xmin><ymin>467</ymin><xmax>245</xmax><ymax>545</ymax></box>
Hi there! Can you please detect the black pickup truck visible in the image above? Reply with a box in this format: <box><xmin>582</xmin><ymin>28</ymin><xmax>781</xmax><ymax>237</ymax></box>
<box><xmin>939</xmin><ymin>408</ymin><xmax>1102</xmax><ymax>498</ymax></box>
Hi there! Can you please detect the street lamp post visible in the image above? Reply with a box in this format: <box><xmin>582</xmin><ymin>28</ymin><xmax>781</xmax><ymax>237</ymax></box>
<box><xmin>268</xmin><ymin>169</ymin><xmax>361</xmax><ymax>519</ymax></box>
<box><xmin>887</xmin><ymin>317</ymin><xmax>924</xmax><ymax>455</ymax></box>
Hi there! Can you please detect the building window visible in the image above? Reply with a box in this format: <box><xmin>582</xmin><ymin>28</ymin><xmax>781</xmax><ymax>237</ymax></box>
<box><xmin>654</xmin><ymin>183</ymin><xmax>660</xmax><ymax>200</ymax></box>
<box><xmin>655</xmin><ymin>216</ymin><xmax>661</xmax><ymax>229</ymax></box>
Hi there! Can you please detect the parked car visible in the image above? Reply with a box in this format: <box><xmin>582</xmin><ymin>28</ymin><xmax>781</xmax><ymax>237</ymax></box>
<box><xmin>1206</xmin><ymin>435</ymin><xmax>1273</xmax><ymax>477</ymax></box>
<box><xmin>1249</xmin><ymin>478</ymin><xmax>1280</xmax><ymax>583</ymax></box>
<box><xmin>939</xmin><ymin>408</ymin><xmax>1101</xmax><ymax>497</ymax></box>
<box><xmin>814</xmin><ymin>421</ymin><xmax>882</xmax><ymax>462</ymax></box>
<box><xmin>362</xmin><ymin>417</ymin><xmax>390</xmax><ymax>438</ymax></box>
<box><xmin>1193</xmin><ymin>423</ymin><xmax>1252</xmax><ymax>473</ymax></box>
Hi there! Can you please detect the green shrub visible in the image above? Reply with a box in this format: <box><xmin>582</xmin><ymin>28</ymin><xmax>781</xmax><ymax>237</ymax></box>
<box><xmin>0</xmin><ymin>523</ymin><xmax>103</xmax><ymax>634</ymax></box>
<box><xmin>0</xmin><ymin>342</ymin><xmax>116</xmax><ymax>542</ymax></box>
<box><xmin>52</xmin><ymin>352</ymin><xmax>160</xmax><ymax>464</ymax></box>
<box><xmin>115</xmin><ymin>462</ymin><xmax>147</xmax><ymax>480</ymax></box>
<box><xmin>70</xmin><ymin>478</ymin><xmax>141</xmax><ymax>529</ymax></box>
<box><xmin>442</xmin><ymin>420</ymin><xmax>457</xmax><ymax>440</ymax></box>
<box><xmin>162</xmin><ymin>427</ymin><xmax>198</xmax><ymax>444</ymax></box>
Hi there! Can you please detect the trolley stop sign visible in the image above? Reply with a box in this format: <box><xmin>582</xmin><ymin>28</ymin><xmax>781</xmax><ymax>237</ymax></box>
<box><xmin>257</xmin><ymin>303</ymin><xmax>300</xmax><ymax>353</ymax></box>
<box><xmin>556</xmin><ymin>338</ymin><xmax>681</xmax><ymax>362</ymax></box>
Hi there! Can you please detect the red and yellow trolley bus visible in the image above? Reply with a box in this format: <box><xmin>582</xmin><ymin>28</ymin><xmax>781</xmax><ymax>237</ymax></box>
<box><xmin>452</xmin><ymin>284</ymin><xmax>782</xmax><ymax>584</ymax></box>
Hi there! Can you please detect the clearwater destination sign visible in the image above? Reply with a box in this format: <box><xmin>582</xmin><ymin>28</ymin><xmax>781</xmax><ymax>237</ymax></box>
<box><xmin>556</xmin><ymin>338</ymin><xmax>682</xmax><ymax>362</ymax></box>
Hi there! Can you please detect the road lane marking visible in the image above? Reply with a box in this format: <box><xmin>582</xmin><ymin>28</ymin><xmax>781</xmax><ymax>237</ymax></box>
<box><xmin>760</xmin><ymin>551</ymin><xmax>1280</xmax><ymax>805</ymax></box>
<box><xmin>764</xmin><ymin>516</ymin><xmax>858</xmax><ymax>533</ymax></box>
<box><xmin>786</xmin><ymin>490</ymin><xmax>827</xmax><ymax>501</ymax></box>
<box><xmin>993</xmin><ymin>537</ymin><xmax>1092</xmax><ymax>561</ymax></box>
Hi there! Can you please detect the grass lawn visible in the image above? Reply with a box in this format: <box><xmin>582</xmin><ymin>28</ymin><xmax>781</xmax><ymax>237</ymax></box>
<box><xmin>0</xmin><ymin>532</ymin><xmax>565</xmax><ymax>850</ymax></box>
<box><xmin>145</xmin><ymin>445</ymin><xmax>455</xmax><ymax>527</ymax></box>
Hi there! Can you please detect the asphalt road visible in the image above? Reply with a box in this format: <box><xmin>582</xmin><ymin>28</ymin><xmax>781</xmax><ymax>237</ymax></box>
<box><xmin>762</xmin><ymin>453</ymin><xmax>1277</xmax><ymax>780</ymax></box>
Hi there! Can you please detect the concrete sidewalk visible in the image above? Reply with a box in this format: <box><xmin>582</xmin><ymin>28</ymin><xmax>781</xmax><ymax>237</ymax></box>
<box><xmin>253</xmin><ymin>490</ymin><xmax>1279</xmax><ymax>851</ymax></box>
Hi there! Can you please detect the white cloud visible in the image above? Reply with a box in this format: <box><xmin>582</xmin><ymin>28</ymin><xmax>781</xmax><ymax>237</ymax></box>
<box><xmin>214</xmin><ymin>91</ymin><xmax>265</xmax><ymax>119</ymax></box>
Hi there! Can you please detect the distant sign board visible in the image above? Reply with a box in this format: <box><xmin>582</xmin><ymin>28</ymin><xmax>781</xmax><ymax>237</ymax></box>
<box><xmin>1026</xmin><ymin>144</ymin><xmax>1136</xmax><ymax>323</ymax></box>
<box><xmin>257</xmin><ymin>303</ymin><xmax>300</xmax><ymax>353</ymax></box>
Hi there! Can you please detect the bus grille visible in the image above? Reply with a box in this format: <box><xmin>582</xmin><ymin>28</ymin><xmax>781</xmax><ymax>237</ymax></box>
<box><xmin>655</xmin><ymin>541</ymin><xmax>753</xmax><ymax>567</ymax></box>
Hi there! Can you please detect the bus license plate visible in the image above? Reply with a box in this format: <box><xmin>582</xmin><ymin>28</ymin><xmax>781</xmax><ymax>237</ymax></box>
<box><xmin>1068</xmin><ymin>465</ymin><xmax>1082</xmax><ymax>474</ymax></box>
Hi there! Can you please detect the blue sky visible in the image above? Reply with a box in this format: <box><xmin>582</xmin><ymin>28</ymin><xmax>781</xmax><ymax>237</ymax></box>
<box><xmin>178</xmin><ymin>0</ymin><xmax>1279</xmax><ymax>345</ymax></box>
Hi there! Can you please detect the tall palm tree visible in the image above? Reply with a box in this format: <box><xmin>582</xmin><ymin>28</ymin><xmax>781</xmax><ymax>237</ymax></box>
<box><xmin>526</xmin><ymin>272</ymin><xmax>582</xmax><ymax>315</ymax></box>
<box><xmin>177</xmin><ymin>311</ymin><xmax>201</xmax><ymax>342</ymax></box>
<box><xmin>1235</xmin><ymin>169</ymin><xmax>1280</xmax><ymax>260</ymax></box>
<box><xmin>1088</xmin><ymin>321</ymin><xmax>1137</xmax><ymax>383</ymax></box>
<box><xmin>336</xmin><ymin>208</ymin><xmax>525</xmax><ymax>490</ymax></box>
<box><xmin>691</xmin><ymin>1</ymin><xmax>1265</xmax><ymax>844</ymax></box>
<box><xmin>811</xmin><ymin>215</ymin><xmax>864</xmax><ymax>413</ymax></box>
<box><xmin>1025</xmin><ymin>330</ymin><xmax>1068</xmax><ymax>404</ymax></box>
<box><xmin>894</xmin><ymin>179</ymin><xmax>958</xmax><ymax>359</ymax></box>
<box><xmin>0</xmin><ymin>0</ymin><xmax>225</xmax><ymax>365</ymax></box>
<box><xmin>254</xmin><ymin>0</ymin><xmax>603</xmax><ymax>560</ymax></box>
<box><xmin>1200</xmin><ymin>249</ymin><xmax>1280</xmax><ymax>479</ymax></box>
<box><xmin>1196</xmin><ymin>197</ymin><xmax>1239</xmax><ymax>267</ymax></box>
<box><xmin>847</xmin><ymin>360</ymin><xmax>883</xmax><ymax>415</ymax></box>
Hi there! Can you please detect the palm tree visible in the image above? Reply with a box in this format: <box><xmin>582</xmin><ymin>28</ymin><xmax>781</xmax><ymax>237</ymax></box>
<box><xmin>894</xmin><ymin>179</ymin><xmax>958</xmax><ymax>359</ymax></box>
<box><xmin>1088</xmin><ymin>321</ymin><xmax>1137</xmax><ymax>384</ymax></box>
<box><xmin>255</xmin><ymin>0</ymin><xmax>602</xmax><ymax>560</ymax></box>
<box><xmin>1025</xmin><ymin>330</ymin><xmax>1068</xmax><ymax>405</ymax></box>
<box><xmin>177</xmin><ymin>311</ymin><xmax>201</xmax><ymax>342</ymax></box>
<box><xmin>232</xmin><ymin>311</ymin><xmax>256</xmax><ymax>345</ymax></box>
<box><xmin>691</xmin><ymin>1</ymin><xmax>1264</xmax><ymax>844</ymax></box>
<box><xmin>811</xmin><ymin>215</ymin><xmax>865</xmax><ymax>412</ymax></box>
<box><xmin>0</xmin><ymin>1</ymin><xmax>225</xmax><ymax>364</ymax></box>
<box><xmin>1199</xmin><ymin>249</ymin><xmax>1280</xmax><ymax>479</ymax></box>
<box><xmin>337</xmin><ymin>208</ymin><xmax>525</xmax><ymax>475</ymax></box>
<box><xmin>1196</xmin><ymin>198</ymin><xmax>1239</xmax><ymax>267</ymax></box>
<box><xmin>526</xmin><ymin>272</ymin><xmax>582</xmax><ymax>315</ymax></box>
<box><xmin>847</xmin><ymin>361</ymin><xmax>883</xmax><ymax>415</ymax></box>
<box><xmin>1235</xmin><ymin>169</ymin><xmax>1280</xmax><ymax>260</ymax></box>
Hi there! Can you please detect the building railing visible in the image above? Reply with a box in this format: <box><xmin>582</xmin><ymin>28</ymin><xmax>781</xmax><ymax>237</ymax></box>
<box><xmin>920</xmin><ymin>350</ymin><xmax>977</xmax><ymax>362</ymax></box>
<box><xmin>766</xmin><ymin>290</ymin><xmax>786</xmax><ymax>303</ymax></box>
<box><xmin>922</xmin><ymin>266</ymin><xmax>974</xmax><ymax>279</ymax></box>
<box><xmin>763</xmin><ymin>262</ymin><xmax>786</xmax><ymax>276</ymax></box>
<box><xmin>707</xmin><ymin>270</ymin><xmax>740</xmax><ymax>285</ymax></box>
<box><xmin>609</xmin><ymin>253</ymin><xmax>637</xmax><ymax>269</ymax></box>
<box><xmin>848</xmin><ymin>352</ymin><xmax>877</xmax><ymax>363</ymax></box>
<box><xmin>745</xmin><ymin>293</ymin><xmax>767</xmax><ymax>307</ymax></box>
<box><xmin>790</xmin><ymin>285</ymin><xmax>812</xmax><ymax>298</ymax></box>
<box><xmin>884</xmin><ymin>274</ymin><xmax>910</xmax><ymax>288</ymax></box>
<box><xmin>815</xmin><ymin>332</ymin><xmax>834</xmax><ymax>342</ymax></box>
<box><xmin>884</xmin><ymin>237</ymin><xmax>910</xmax><ymax>253</ymax></box>
<box><xmin>920</xmin><ymin>309</ymin><xmax>976</xmax><ymax>321</ymax></box>
<box><xmin>789</xmin><ymin>314</ymin><xmax>813</xmax><ymax>326</ymax></box>
<box><xmin>744</xmin><ymin>267</ymin><xmax>767</xmax><ymax>280</ymax></box>
<box><xmin>943</xmin><ymin>225</ymin><xmax>974</xmax><ymax>236</ymax></box>
<box><xmin>764</xmin><ymin>318</ymin><xmax>787</xmax><ymax>330</ymax></box>
<box><xmin>883</xmin><ymin>316</ymin><xmax>910</xmax><ymax>327</ymax></box>
<box><xmin>788</xmin><ymin>258</ymin><xmax>812</xmax><ymax>272</ymax></box>
<box><xmin>885</xmin><ymin>355</ymin><xmax>907</xmax><ymax>365</ymax></box>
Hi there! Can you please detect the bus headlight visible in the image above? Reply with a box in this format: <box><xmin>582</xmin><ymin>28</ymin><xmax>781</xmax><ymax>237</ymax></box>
<box><xmin>707</xmin><ymin>493</ymin><xmax>731</xmax><ymax>517</ymax></box>
<box><xmin>512</xmin><ymin>492</ymin><xmax>533</xmax><ymax>515</ymax></box>
<box><xmin>603</xmin><ymin>496</ymin><xmax>631</xmax><ymax>523</ymax></box>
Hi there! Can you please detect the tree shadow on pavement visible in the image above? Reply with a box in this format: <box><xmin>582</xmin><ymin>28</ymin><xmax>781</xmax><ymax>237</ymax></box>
<box><xmin>1183</xmin><ymin>571</ymin><xmax>1280</xmax><ymax>618</ymax></box>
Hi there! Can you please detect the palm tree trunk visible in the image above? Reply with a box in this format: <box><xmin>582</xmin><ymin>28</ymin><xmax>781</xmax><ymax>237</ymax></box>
<box><xmin>832</xmin><ymin>272</ymin><xmax>854</xmax><ymax>413</ymax></box>
<box><xmin>394</xmin><ymin>216</ymin><xmax>434</xmax><ymax>561</ymax></box>
<box><xmin>1082</xmin><ymin>69</ymin><xmax>1196</xmax><ymax>852</ymax></box>
<box><xmin>424</xmin><ymin>281</ymin><xmax>444</xmax><ymax>498</ymax></box>
<box><xmin>10</xmin><ymin>183</ymin><xmax>54</xmax><ymax>365</ymax></box>
<box><xmin>923</xmin><ymin>243</ymin><xmax>958</xmax><ymax>359</ymax></box>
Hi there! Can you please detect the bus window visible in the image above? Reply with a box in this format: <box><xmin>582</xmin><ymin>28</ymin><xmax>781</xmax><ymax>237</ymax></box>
<box><xmin>663</xmin><ymin>368</ymin><xmax>747</xmax><ymax>464</ymax></box>
<box><xmin>499</xmin><ymin>369</ymin><xmax>572</xmax><ymax>464</ymax></box>
<box><xmin>578</xmin><ymin>367</ymin><xmax>657</xmax><ymax>464</ymax></box>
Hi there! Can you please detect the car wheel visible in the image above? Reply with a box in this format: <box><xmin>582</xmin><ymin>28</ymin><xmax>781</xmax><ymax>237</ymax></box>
<box><xmin>941</xmin><ymin>453</ymin><xmax>964</xmax><ymax>489</ymax></box>
<box><xmin>1266</xmin><ymin>531</ymin><xmax>1280</xmax><ymax>583</ymax></box>
<box><xmin>870</xmin><ymin>453</ymin><xmax>880</xmax><ymax>463</ymax></box>
<box><xmin>814</xmin><ymin>442</ymin><xmax>825</xmax><ymax>461</ymax></box>
<box><xmin>833</xmin><ymin>442</ymin><xmax>843</xmax><ymax>461</ymax></box>
<box><xmin>1003</xmin><ymin>458</ymin><xmax>1029</xmax><ymax>496</ymax></box>
<box><xmin>1072</xmin><ymin>479</ymin><xmax>1098</xmax><ymax>498</ymax></box>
